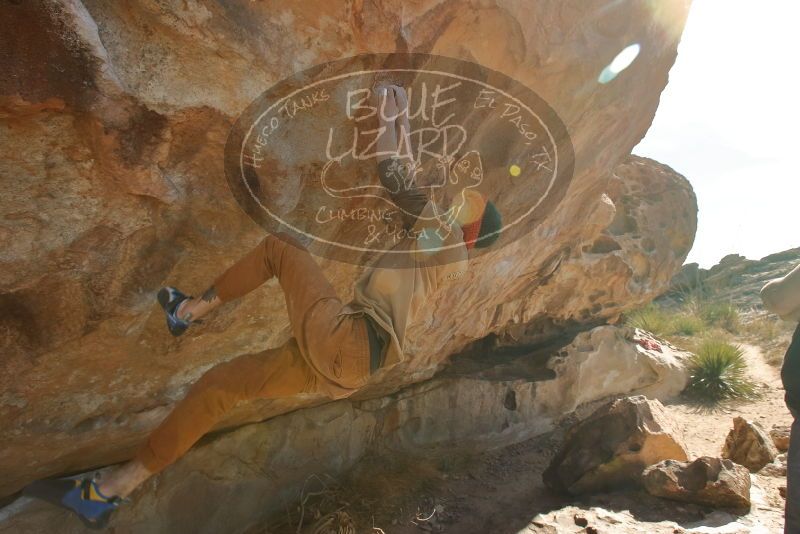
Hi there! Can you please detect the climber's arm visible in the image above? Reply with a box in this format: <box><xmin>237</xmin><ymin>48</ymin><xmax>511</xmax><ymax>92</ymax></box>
<box><xmin>374</xmin><ymin>85</ymin><xmax>429</xmax><ymax>229</ymax></box>
<box><xmin>377</xmin><ymin>157</ymin><xmax>429</xmax><ymax>229</ymax></box>
<box><xmin>374</xmin><ymin>88</ymin><xmax>468</xmax><ymax>273</ymax></box>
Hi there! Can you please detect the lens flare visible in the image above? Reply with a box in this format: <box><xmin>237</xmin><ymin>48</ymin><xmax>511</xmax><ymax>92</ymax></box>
<box><xmin>509</xmin><ymin>164</ymin><xmax>521</xmax><ymax>177</ymax></box>
<box><xmin>455</xmin><ymin>189</ymin><xmax>487</xmax><ymax>226</ymax></box>
<box><xmin>598</xmin><ymin>43</ymin><xmax>641</xmax><ymax>84</ymax></box>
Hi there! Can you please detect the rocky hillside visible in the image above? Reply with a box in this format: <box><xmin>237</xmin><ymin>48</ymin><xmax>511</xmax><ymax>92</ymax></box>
<box><xmin>1</xmin><ymin>0</ymin><xmax>694</xmax><ymax>525</ymax></box>
<box><xmin>666</xmin><ymin>248</ymin><xmax>800</xmax><ymax>312</ymax></box>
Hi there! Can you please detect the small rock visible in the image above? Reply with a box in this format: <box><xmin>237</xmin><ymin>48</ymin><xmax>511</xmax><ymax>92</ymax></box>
<box><xmin>544</xmin><ymin>396</ymin><xmax>688</xmax><ymax>494</ymax></box>
<box><xmin>770</xmin><ymin>425</ymin><xmax>791</xmax><ymax>452</ymax></box>
<box><xmin>780</xmin><ymin>486</ymin><xmax>787</xmax><ymax>499</ymax></box>
<box><xmin>759</xmin><ymin>453</ymin><xmax>787</xmax><ymax>477</ymax></box>
<box><xmin>722</xmin><ymin>417</ymin><xmax>778</xmax><ymax>472</ymax></box>
<box><xmin>642</xmin><ymin>456</ymin><xmax>751</xmax><ymax>510</ymax></box>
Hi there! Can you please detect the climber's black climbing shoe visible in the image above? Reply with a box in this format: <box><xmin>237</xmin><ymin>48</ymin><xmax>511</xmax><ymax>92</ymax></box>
<box><xmin>157</xmin><ymin>286</ymin><xmax>196</xmax><ymax>337</ymax></box>
<box><xmin>23</xmin><ymin>477</ymin><xmax>121</xmax><ymax>530</ymax></box>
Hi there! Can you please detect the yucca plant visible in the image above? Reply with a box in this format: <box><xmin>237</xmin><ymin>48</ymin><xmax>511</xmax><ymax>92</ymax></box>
<box><xmin>683</xmin><ymin>340</ymin><xmax>758</xmax><ymax>404</ymax></box>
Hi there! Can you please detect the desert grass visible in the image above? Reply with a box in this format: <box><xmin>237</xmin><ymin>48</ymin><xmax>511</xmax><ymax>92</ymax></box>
<box><xmin>625</xmin><ymin>305</ymin><xmax>681</xmax><ymax>337</ymax></box>
<box><xmin>669</xmin><ymin>313</ymin><xmax>707</xmax><ymax>336</ymax></box>
<box><xmin>625</xmin><ymin>289</ymin><xmax>744</xmax><ymax>343</ymax></box>
<box><xmin>740</xmin><ymin>312</ymin><xmax>796</xmax><ymax>366</ymax></box>
<box><xmin>694</xmin><ymin>301</ymin><xmax>741</xmax><ymax>333</ymax></box>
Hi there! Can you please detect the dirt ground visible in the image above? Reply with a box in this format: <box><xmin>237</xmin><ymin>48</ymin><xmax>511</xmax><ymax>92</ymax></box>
<box><xmin>258</xmin><ymin>343</ymin><xmax>793</xmax><ymax>534</ymax></box>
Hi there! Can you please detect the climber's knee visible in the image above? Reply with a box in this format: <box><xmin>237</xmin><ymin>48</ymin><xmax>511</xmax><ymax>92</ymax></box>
<box><xmin>190</xmin><ymin>361</ymin><xmax>243</xmax><ymax>404</ymax></box>
<box><xmin>195</xmin><ymin>361</ymin><xmax>232</xmax><ymax>389</ymax></box>
<box><xmin>272</xmin><ymin>231</ymin><xmax>306</xmax><ymax>251</ymax></box>
<box><xmin>189</xmin><ymin>367</ymin><xmax>243</xmax><ymax>417</ymax></box>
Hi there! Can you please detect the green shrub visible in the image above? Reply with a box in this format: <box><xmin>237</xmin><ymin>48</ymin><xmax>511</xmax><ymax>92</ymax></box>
<box><xmin>627</xmin><ymin>300</ymin><xmax>740</xmax><ymax>340</ymax></box>
<box><xmin>625</xmin><ymin>305</ymin><xmax>673</xmax><ymax>336</ymax></box>
<box><xmin>670</xmin><ymin>314</ymin><xmax>706</xmax><ymax>336</ymax></box>
<box><xmin>683</xmin><ymin>340</ymin><xmax>758</xmax><ymax>404</ymax></box>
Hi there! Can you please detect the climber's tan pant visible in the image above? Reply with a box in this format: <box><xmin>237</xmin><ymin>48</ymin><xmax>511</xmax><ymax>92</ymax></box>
<box><xmin>135</xmin><ymin>234</ymin><xmax>371</xmax><ymax>474</ymax></box>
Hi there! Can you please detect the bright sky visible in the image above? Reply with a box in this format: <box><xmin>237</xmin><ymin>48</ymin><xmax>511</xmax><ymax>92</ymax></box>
<box><xmin>633</xmin><ymin>0</ymin><xmax>800</xmax><ymax>268</ymax></box>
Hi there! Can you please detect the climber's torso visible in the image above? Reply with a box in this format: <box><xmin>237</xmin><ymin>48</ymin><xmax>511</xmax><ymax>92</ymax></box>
<box><xmin>346</xmin><ymin>200</ymin><xmax>468</xmax><ymax>369</ymax></box>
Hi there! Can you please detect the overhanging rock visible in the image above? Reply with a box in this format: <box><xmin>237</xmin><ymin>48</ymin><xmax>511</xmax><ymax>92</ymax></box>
<box><xmin>0</xmin><ymin>0</ymin><xmax>693</xmax><ymax>501</ymax></box>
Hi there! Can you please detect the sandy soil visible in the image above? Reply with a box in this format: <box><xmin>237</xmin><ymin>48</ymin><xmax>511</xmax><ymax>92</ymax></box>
<box><xmin>666</xmin><ymin>343</ymin><xmax>791</xmax><ymax>459</ymax></box>
<box><xmin>258</xmin><ymin>343</ymin><xmax>793</xmax><ymax>534</ymax></box>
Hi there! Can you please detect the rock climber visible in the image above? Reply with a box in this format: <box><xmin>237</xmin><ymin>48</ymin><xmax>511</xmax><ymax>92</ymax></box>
<box><xmin>23</xmin><ymin>84</ymin><xmax>502</xmax><ymax>529</ymax></box>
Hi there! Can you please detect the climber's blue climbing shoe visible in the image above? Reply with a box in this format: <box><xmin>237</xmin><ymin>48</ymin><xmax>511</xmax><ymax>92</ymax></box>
<box><xmin>157</xmin><ymin>286</ymin><xmax>195</xmax><ymax>337</ymax></box>
<box><xmin>23</xmin><ymin>477</ymin><xmax>122</xmax><ymax>530</ymax></box>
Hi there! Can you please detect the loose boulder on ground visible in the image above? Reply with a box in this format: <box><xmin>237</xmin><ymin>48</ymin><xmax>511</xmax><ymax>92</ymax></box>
<box><xmin>642</xmin><ymin>457</ymin><xmax>751</xmax><ymax>511</ymax></box>
<box><xmin>722</xmin><ymin>417</ymin><xmax>779</xmax><ymax>472</ymax></box>
<box><xmin>543</xmin><ymin>396</ymin><xmax>688</xmax><ymax>494</ymax></box>
<box><xmin>770</xmin><ymin>425</ymin><xmax>791</xmax><ymax>452</ymax></box>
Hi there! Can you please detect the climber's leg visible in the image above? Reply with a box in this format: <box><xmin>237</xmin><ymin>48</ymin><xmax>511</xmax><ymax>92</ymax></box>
<box><xmin>170</xmin><ymin>233</ymin><xmax>287</xmax><ymax>322</ymax></box>
<box><xmin>99</xmin><ymin>233</ymin><xmax>370</xmax><ymax>498</ymax></box>
<box><xmin>98</xmin><ymin>340</ymin><xmax>316</xmax><ymax>498</ymax></box>
<box><xmin>175</xmin><ymin>232</ymin><xmax>334</xmax><ymax>323</ymax></box>
<box><xmin>250</xmin><ymin>235</ymin><xmax>371</xmax><ymax>393</ymax></box>
<box><xmin>189</xmin><ymin>231</ymin><xmax>371</xmax><ymax>392</ymax></box>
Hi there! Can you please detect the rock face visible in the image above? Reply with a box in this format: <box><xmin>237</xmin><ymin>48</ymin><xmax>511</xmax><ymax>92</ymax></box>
<box><xmin>642</xmin><ymin>457</ymin><xmax>751</xmax><ymax>511</ymax></box>
<box><xmin>0</xmin><ymin>326</ymin><xmax>690</xmax><ymax>533</ymax></box>
<box><xmin>722</xmin><ymin>417</ymin><xmax>779</xmax><ymax>472</ymax></box>
<box><xmin>543</xmin><ymin>396</ymin><xmax>688</xmax><ymax>495</ymax></box>
<box><xmin>0</xmin><ymin>0</ymin><xmax>693</xmax><ymax>500</ymax></box>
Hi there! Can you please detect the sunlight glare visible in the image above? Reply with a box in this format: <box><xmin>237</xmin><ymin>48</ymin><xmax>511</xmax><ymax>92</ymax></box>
<box><xmin>598</xmin><ymin>43</ymin><xmax>641</xmax><ymax>84</ymax></box>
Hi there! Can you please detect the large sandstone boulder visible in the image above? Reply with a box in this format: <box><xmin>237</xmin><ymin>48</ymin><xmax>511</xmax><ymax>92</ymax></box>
<box><xmin>722</xmin><ymin>417</ymin><xmax>779</xmax><ymax>472</ymax></box>
<box><xmin>534</xmin><ymin>326</ymin><xmax>691</xmax><ymax>416</ymax></box>
<box><xmin>543</xmin><ymin>396</ymin><xmax>688</xmax><ymax>494</ymax></box>
<box><xmin>642</xmin><ymin>457</ymin><xmax>751</xmax><ymax>511</ymax></box>
<box><xmin>0</xmin><ymin>0</ymin><xmax>693</xmax><ymax>499</ymax></box>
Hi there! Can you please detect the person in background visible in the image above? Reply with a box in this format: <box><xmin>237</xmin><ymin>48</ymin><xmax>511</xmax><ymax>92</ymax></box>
<box><xmin>761</xmin><ymin>263</ymin><xmax>800</xmax><ymax>534</ymax></box>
